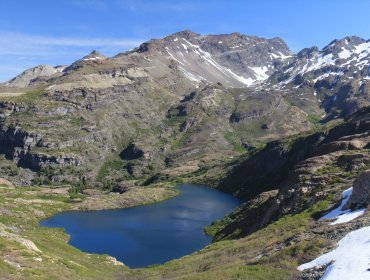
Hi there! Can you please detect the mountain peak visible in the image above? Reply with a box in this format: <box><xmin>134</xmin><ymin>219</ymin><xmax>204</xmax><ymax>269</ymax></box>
<box><xmin>297</xmin><ymin>46</ymin><xmax>319</xmax><ymax>58</ymax></box>
<box><xmin>82</xmin><ymin>50</ymin><xmax>107</xmax><ymax>61</ymax></box>
<box><xmin>323</xmin><ymin>35</ymin><xmax>366</xmax><ymax>54</ymax></box>
<box><xmin>170</xmin><ymin>30</ymin><xmax>200</xmax><ymax>40</ymax></box>
<box><xmin>5</xmin><ymin>64</ymin><xmax>63</xmax><ymax>88</ymax></box>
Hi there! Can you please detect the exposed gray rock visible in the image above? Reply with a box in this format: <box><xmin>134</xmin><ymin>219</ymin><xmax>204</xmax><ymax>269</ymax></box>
<box><xmin>111</xmin><ymin>182</ymin><xmax>132</xmax><ymax>194</ymax></box>
<box><xmin>346</xmin><ymin>170</ymin><xmax>370</xmax><ymax>208</ymax></box>
<box><xmin>5</xmin><ymin>65</ymin><xmax>64</xmax><ymax>88</ymax></box>
<box><xmin>0</xmin><ymin>101</ymin><xmax>30</xmax><ymax>117</ymax></box>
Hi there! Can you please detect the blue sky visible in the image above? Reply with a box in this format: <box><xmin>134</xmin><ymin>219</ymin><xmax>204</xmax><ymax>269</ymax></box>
<box><xmin>1</xmin><ymin>0</ymin><xmax>369</xmax><ymax>81</ymax></box>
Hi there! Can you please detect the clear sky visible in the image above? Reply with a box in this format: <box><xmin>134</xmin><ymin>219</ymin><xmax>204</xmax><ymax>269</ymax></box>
<box><xmin>1</xmin><ymin>0</ymin><xmax>369</xmax><ymax>82</ymax></box>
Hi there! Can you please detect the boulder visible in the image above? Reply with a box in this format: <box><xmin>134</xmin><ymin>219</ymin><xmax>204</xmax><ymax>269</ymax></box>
<box><xmin>120</xmin><ymin>143</ymin><xmax>145</xmax><ymax>160</ymax></box>
<box><xmin>111</xmin><ymin>182</ymin><xmax>132</xmax><ymax>194</ymax></box>
<box><xmin>346</xmin><ymin>170</ymin><xmax>370</xmax><ymax>208</ymax></box>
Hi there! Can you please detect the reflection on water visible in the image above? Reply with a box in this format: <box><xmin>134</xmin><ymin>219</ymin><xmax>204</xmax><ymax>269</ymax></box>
<box><xmin>40</xmin><ymin>184</ymin><xmax>241</xmax><ymax>268</ymax></box>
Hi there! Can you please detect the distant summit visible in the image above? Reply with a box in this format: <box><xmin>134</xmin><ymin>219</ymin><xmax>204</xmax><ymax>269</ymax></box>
<box><xmin>129</xmin><ymin>30</ymin><xmax>292</xmax><ymax>87</ymax></box>
<box><xmin>82</xmin><ymin>50</ymin><xmax>107</xmax><ymax>61</ymax></box>
<box><xmin>63</xmin><ymin>50</ymin><xmax>107</xmax><ymax>73</ymax></box>
<box><xmin>5</xmin><ymin>64</ymin><xmax>65</xmax><ymax>88</ymax></box>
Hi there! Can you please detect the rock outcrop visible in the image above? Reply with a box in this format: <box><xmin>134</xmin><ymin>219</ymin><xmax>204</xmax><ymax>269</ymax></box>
<box><xmin>214</xmin><ymin>106</ymin><xmax>370</xmax><ymax>240</ymax></box>
<box><xmin>346</xmin><ymin>170</ymin><xmax>370</xmax><ymax>208</ymax></box>
<box><xmin>0</xmin><ymin>126</ymin><xmax>81</xmax><ymax>172</ymax></box>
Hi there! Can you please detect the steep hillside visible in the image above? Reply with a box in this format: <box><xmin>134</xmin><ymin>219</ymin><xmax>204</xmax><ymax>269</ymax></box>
<box><xmin>201</xmin><ymin>106</ymin><xmax>370</xmax><ymax>241</ymax></box>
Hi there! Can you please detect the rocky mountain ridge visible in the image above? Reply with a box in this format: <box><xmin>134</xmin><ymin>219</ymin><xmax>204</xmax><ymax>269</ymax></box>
<box><xmin>0</xmin><ymin>30</ymin><xmax>368</xmax><ymax>190</ymax></box>
<box><xmin>124</xmin><ymin>30</ymin><xmax>292</xmax><ymax>87</ymax></box>
<box><xmin>269</xmin><ymin>35</ymin><xmax>370</xmax><ymax>118</ymax></box>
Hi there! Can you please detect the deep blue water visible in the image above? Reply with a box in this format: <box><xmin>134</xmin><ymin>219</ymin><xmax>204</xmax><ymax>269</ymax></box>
<box><xmin>40</xmin><ymin>184</ymin><xmax>241</xmax><ymax>268</ymax></box>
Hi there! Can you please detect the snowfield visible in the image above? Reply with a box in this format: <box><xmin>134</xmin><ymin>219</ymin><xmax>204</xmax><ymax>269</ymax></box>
<box><xmin>298</xmin><ymin>187</ymin><xmax>369</xmax><ymax>279</ymax></box>
<box><xmin>298</xmin><ymin>226</ymin><xmax>370</xmax><ymax>280</ymax></box>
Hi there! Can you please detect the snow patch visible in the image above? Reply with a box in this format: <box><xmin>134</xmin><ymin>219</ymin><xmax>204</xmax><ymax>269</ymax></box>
<box><xmin>306</xmin><ymin>53</ymin><xmax>336</xmax><ymax>72</ymax></box>
<box><xmin>230</xmin><ymin>44</ymin><xmax>244</xmax><ymax>49</ymax></box>
<box><xmin>278</xmin><ymin>51</ymin><xmax>292</xmax><ymax>60</ymax></box>
<box><xmin>83</xmin><ymin>56</ymin><xmax>103</xmax><ymax>61</ymax></box>
<box><xmin>354</xmin><ymin>41</ymin><xmax>370</xmax><ymax>55</ymax></box>
<box><xmin>178</xmin><ymin>66</ymin><xmax>205</xmax><ymax>83</ymax></box>
<box><xmin>181</xmin><ymin>38</ymin><xmax>257</xmax><ymax>85</ymax></box>
<box><xmin>271</xmin><ymin>52</ymin><xmax>289</xmax><ymax>59</ymax></box>
<box><xmin>46</xmin><ymin>85</ymin><xmax>55</xmax><ymax>90</ymax></box>
<box><xmin>165</xmin><ymin>47</ymin><xmax>185</xmax><ymax>66</ymax></box>
<box><xmin>338</xmin><ymin>48</ymin><xmax>352</xmax><ymax>59</ymax></box>
<box><xmin>225</xmin><ymin>68</ymin><xmax>255</xmax><ymax>86</ymax></box>
<box><xmin>298</xmin><ymin>226</ymin><xmax>370</xmax><ymax>280</ymax></box>
<box><xmin>249</xmin><ymin>66</ymin><xmax>269</xmax><ymax>81</ymax></box>
<box><xmin>319</xmin><ymin>187</ymin><xmax>366</xmax><ymax>225</ymax></box>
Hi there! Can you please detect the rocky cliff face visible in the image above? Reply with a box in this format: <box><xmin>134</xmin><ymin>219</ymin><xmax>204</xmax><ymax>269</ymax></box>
<box><xmin>0</xmin><ymin>126</ymin><xmax>81</xmax><ymax>172</ymax></box>
<box><xmin>212</xmin><ymin>106</ymin><xmax>370</xmax><ymax>240</ymax></box>
<box><xmin>346</xmin><ymin>169</ymin><xmax>370</xmax><ymax>208</ymax></box>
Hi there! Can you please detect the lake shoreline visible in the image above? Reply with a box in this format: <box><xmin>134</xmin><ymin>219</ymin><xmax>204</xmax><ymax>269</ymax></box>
<box><xmin>71</xmin><ymin>185</ymin><xmax>180</xmax><ymax>212</ymax></box>
<box><xmin>0</xmin><ymin>180</ymin><xmax>247</xmax><ymax>278</ymax></box>
<box><xmin>40</xmin><ymin>184</ymin><xmax>241</xmax><ymax>268</ymax></box>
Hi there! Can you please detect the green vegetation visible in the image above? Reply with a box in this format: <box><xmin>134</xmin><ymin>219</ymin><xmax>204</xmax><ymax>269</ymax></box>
<box><xmin>97</xmin><ymin>159</ymin><xmax>124</xmax><ymax>182</ymax></box>
<box><xmin>314</xmin><ymin>165</ymin><xmax>341</xmax><ymax>175</ymax></box>
<box><xmin>70</xmin><ymin>116</ymin><xmax>88</xmax><ymax>127</ymax></box>
<box><xmin>204</xmin><ymin>216</ymin><xmax>233</xmax><ymax>236</ymax></box>
<box><xmin>6</xmin><ymin>87</ymin><xmax>46</xmax><ymax>103</ymax></box>
<box><xmin>223</xmin><ymin>132</ymin><xmax>246</xmax><ymax>153</ymax></box>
